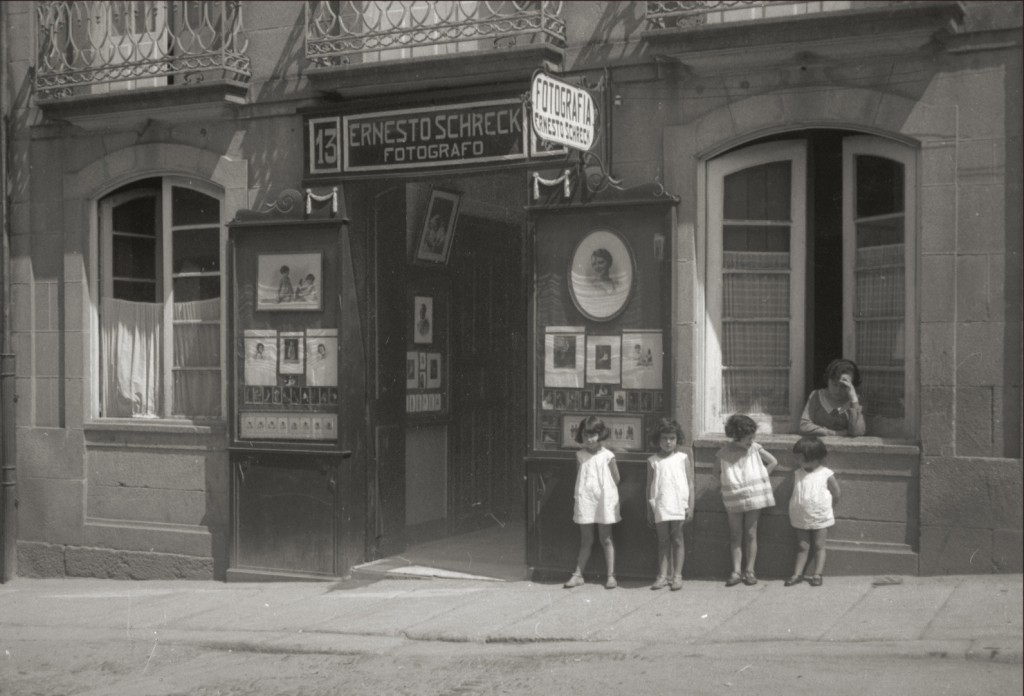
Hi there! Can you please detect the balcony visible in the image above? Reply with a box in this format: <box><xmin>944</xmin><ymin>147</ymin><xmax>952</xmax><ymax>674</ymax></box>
<box><xmin>35</xmin><ymin>1</ymin><xmax>250</xmax><ymax>128</ymax></box>
<box><xmin>304</xmin><ymin>1</ymin><xmax>566</xmax><ymax>98</ymax></box>
<box><xmin>643</xmin><ymin>0</ymin><xmax>965</xmax><ymax>71</ymax></box>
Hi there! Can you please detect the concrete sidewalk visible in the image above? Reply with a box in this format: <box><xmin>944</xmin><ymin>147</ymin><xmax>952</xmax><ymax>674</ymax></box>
<box><xmin>1</xmin><ymin>573</ymin><xmax>1020</xmax><ymax>663</ymax></box>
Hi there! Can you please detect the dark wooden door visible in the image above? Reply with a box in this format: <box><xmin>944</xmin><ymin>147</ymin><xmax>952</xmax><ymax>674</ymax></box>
<box><xmin>367</xmin><ymin>187</ymin><xmax>407</xmax><ymax>559</ymax></box>
<box><xmin>449</xmin><ymin>217</ymin><xmax>526</xmax><ymax>530</ymax></box>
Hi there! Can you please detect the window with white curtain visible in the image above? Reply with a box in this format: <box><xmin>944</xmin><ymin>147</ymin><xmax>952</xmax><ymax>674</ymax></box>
<box><xmin>705</xmin><ymin>133</ymin><xmax>916</xmax><ymax>438</ymax></box>
<box><xmin>99</xmin><ymin>177</ymin><xmax>223</xmax><ymax>419</ymax></box>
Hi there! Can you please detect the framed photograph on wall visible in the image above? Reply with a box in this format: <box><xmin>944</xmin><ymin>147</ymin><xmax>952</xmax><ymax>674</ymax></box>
<box><xmin>257</xmin><ymin>253</ymin><xmax>322</xmax><ymax>311</ymax></box>
<box><xmin>544</xmin><ymin>326</ymin><xmax>585</xmax><ymax>388</ymax></box>
<box><xmin>278</xmin><ymin>331</ymin><xmax>305</xmax><ymax>375</ymax></box>
<box><xmin>415</xmin><ymin>189</ymin><xmax>462</xmax><ymax>265</ymax></box>
<box><xmin>413</xmin><ymin>296</ymin><xmax>434</xmax><ymax>344</ymax></box>
<box><xmin>586</xmin><ymin>335</ymin><xmax>621</xmax><ymax>384</ymax></box>
<box><xmin>567</xmin><ymin>229</ymin><xmax>634</xmax><ymax>322</ymax></box>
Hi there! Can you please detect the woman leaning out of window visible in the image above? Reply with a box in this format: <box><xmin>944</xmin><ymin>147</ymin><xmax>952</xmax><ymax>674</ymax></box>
<box><xmin>798</xmin><ymin>359</ymin><xmax>865</xmax><ymax>437</ymax></box>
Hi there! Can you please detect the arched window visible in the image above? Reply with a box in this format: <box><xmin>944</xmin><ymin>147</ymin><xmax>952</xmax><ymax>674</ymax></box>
<box><xmin>98</xmin><ymin>177</ymin><xmax>224</xmax><ymax>419</ymax></box>
<box><xmin>705</xmin><ymin>132</ymin><xmax>916</xmax><ymax>438</ymax></box>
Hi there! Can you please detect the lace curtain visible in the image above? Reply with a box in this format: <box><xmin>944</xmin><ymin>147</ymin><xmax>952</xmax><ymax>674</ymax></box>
<box><xmin>101</xmin><ymin>298</ymin><xmax>162</xmax><ymax>418</ymax></box>
<box><xmin>101</xmin><ymin>297</ymin><xmax>220</xmax><ymax>418</ymax></box>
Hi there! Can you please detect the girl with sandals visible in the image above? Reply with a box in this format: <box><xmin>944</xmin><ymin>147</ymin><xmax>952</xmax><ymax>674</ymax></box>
<box><xmin>785</xmin><ymin>436</ymin><xmax>841</xmax><ymax>587</ymax></box>
<box><xmin>713</xmin><ymin>415</ymin><xmax>778</xmax><ymax>587</ymax></box>
<box><xmin>563</xmin><ymin>416</ymin><xmax>621</xmax><ymax>590</ymax></box>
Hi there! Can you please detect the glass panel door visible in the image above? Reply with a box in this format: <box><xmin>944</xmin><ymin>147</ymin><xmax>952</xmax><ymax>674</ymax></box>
<box><xmin>707</xmin><ymin>140</ymin><xmax>807</xmax><ymax>433</ymax></box>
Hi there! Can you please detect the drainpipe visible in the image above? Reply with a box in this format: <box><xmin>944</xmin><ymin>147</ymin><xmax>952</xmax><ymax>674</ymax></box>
<box><xmin>0</xmin><ymin>1</ymin><xmax>16</xmax><ymax>583</ymax></box>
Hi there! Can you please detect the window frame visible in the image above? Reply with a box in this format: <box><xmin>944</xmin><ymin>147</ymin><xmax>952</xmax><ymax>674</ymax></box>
<box><xmin>94</xmin><ymin>175</ymin><xmax>227</xmax><ymax>422</ymax></box>
<box><xmin>702</xmin><ymin>134</ymin><xmax>917</xmax><ymax>438</ymax></box>
<box><xmin>705</xmin><ymin>139</ymin><xmax>808</xmax><ymax>434</ymax></box>
<box><xmin>842</xmin><ymin>135</ymin><xmax>918</xmax><ymax>438</ymax></box>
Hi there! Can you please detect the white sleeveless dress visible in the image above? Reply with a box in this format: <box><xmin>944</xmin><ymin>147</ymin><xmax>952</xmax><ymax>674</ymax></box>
<box><xmin>573</xmin><ymin>447</ymin><xmax>620</xmax><ymax>525</ymax></box>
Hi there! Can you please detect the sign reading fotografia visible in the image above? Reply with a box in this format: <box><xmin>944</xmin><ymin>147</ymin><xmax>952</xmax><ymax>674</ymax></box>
<box><xmin>531</xmin><ymin>72</ymin><xmax>596</xmax><ymax>151</ymax></box>
<box><xmin>308</xmin><ymin>99</ymin><xmax>566</xmax><ymax>175</ymax></box>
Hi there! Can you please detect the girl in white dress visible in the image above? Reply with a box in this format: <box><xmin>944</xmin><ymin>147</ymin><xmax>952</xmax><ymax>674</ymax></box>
<box><xmin>646</xmin><ymin>419</ymin><xmax>695</xmax><ymax>591</ymax></box>
<box><xmin>786</xmin><ymin>435</ymin><xmax>841</xmax><ymax>587</ymax></box>
<box><xmin>713</xmin><ymin>414</ymin><xmax>779</xmax><ymax>587</ymax></box>
<box><xmin>564</xmin><ymin>416</ymin><xmax>621</xmax><ymax>589</ymax></box>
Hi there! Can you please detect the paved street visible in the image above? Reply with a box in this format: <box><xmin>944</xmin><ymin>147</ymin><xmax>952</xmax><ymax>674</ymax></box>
<box><xmin>1</xmin><ymin>573</ymin><xmax>1020</xmax><ymax>694</ymax></box>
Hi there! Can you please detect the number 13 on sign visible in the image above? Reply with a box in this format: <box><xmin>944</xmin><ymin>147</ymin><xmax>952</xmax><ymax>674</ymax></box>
<box><xmin>308</xmin><ymin>117</ymin><xmax>341</xmax><ymax>175</ymax></box>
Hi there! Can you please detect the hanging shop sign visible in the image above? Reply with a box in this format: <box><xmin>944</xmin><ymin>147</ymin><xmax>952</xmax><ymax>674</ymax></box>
<box><xmin>306</xmin><ymin>98</ymin><xmax>565</xmax><ymax>176</ymax></box>
<box><xmin>531</xmin><ymin>72</ymin><xmax>596</xmax><ymax>152</ymax></box>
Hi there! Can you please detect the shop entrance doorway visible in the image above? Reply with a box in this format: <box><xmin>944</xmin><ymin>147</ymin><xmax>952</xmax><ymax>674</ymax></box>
<box><xmin>448</xmin><ymin>215</ymin><xmax>526</xmax><ymax>533</ymax></box>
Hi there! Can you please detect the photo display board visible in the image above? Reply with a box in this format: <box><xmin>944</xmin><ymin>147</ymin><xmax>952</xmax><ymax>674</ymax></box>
<box><xmin>406</xmin><ymin>286</ymin><xmax>449</xmax><ymax>419</ymax></box>
<box><xmin>533</xmin><ymin>209</ymin><xmax>670</xmax><ymax>453</ymax></box>
<box><xmin>231</xmin><ymin>226</ymin><xmax>343</xmax><ymax>445</ymax></box>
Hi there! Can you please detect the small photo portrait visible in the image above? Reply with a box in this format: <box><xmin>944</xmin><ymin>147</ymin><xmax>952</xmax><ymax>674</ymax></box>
<box><xmin>594</xmin><ymin>385</ymin><xmax>611</xmax><ymax>398</ymax></box>
<box><xmin>566</xmin><ymin>390</ymin><xmax>579</xmax><ymax>410</ymax></box>
<box><xmin>542</xmin><ymin>430</ymin><xmax>560</xmax><ymax>446</ymax></box>
<box><xmin>628</xmin><ymin>392</ymin><xmax>640</xmax><ymax>411</ymax></box>
<box><xmin>542</xmin><ymin>390</ymin><xmax>556</xmax><ymax>410</ymax></box>
<box><xmin>580</xmin><ymin>390</ymin><xmax>593</xmax><ymax>410</ymax></box>
<box><xmin>641</xmin><ymin>392</ymin><xmax>653</xmax><ymax>412</ymax></box>
<box><xmin>541</xmin><ymin>414</ymin><xmax>560</xmax><ymax>429</ymax></box>
<box><xmin>413</xmin><ymin>296</ymin><xmax>434</xmax><ymax>345</ymax></box>
<box><xmin>279</xmin><ymin>332</ymin><xmax>305</xmax><ymax>375</ymax></box>
<box><xmin>329</xmin><ymin>388</ymin><xmax>338</xmax><ymax>404</ymax></box>
<box><xmin>415</xmin><ymin>189</ymin><xmax>462</xmax><ymax>266</ymax></box>
<box><xmin>613</xmin><ymin>390</ymin><xmax>627</xmax><ymax>412</ymax></box>
<box><xmin>594</xmin><ymin>396</ymin><xmax>612</xmax><ymax>411</ymax></box>
<box><xmin>553</xmin><ymin>391</ymin><xmax>567</xmax><ymax>410</ymax></box>
<box><xmin>310</xmin><ymin>388</ymin><xmax>320</xmax><ymax>405</ymax></box>
<box><xmin>272</xmin><ymin>387</ymin><xmax>282</xmax><ymax>404</ymax></box>
<box><xmin>552</xmin><ymin>334</ymin><xmax>576</xmax><ymax>369</ymax></box>
<box><xmin>406</xmin><ymin>352</ymin><xmax>418</xmax><ymax>389</ymax></box>
<box><xmin>262</xmin><ymin>387</ymin><xmax>273</xmax><ymax>403</ymax></box>
<box><xmin>301</xmin><ymin>387</ymin><xmax>311</xmax><ymax>404</ymax></box>
<box><xmin>282</xmin><ymin>387</ymin><xmax>292</xmax><ymax>405</ymax></box>
<box><xmin>426</xmin><ymin>353</ymin><xmax>442</xmax><ymax>389</ymax></box>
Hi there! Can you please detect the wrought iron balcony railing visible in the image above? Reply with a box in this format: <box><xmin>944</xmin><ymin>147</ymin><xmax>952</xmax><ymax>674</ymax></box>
<box><xmin>35</xmin><ymin>1</ymin><xmax>250</xmax><ymax>101</ymax></box>
<box><xmin>305</xmin><ymin>1</ymin><xmax>566</xmax><ymax>68</ymax></box>
<box><xmin>645</xmin><ymin>1</ymin><xmax>868</xmax><ymax>29</ymax></box>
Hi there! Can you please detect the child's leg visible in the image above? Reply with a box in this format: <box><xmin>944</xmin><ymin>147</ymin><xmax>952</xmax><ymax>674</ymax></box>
<box><xmin>669</xmin><ymin>520</ymin><xmax>685</xmax><ymax>579</ymax></box>
<box><xmin>792</xmin><ymin>528</ymin><xmax>811</xmax><ymax>578</ymax></box>
<box><xmin>726</xmin><ymin>512</ymin><xmax>744</xmax><ymax>576</ymax></box>
<box><xmin>742</xmin><ymin>509</ymin><xmax>762</xmax><ymax>574</ymax></box>
<box><xmin>597</xmin><ymin>523</ymin><xmax>615</xmax><ymax>577</ymax></box>
<box><xmin>810</xmin><ymin>528</ymin><xmax>828</xmax><ymax>576</ymax></box>
<box><xmin>572</xmin><ymin>524</ymin><xmax>595</xmax><ymax>576</ymax></box>
<box><xmin>655</xmin><ymin>522</ymin><xmax>671</xmax><ymax>579</ymax></box>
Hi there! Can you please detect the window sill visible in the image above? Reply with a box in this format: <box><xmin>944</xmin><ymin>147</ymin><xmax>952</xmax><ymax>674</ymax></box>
<box><xmin>84</xmin><ymin>419</ymin><xmax>227</xmax><ymax>437</ymax></box>
<box><xmin>694</xmin><ymin>434</ymin><xmax>920</xmax><ymax>457</ymax></box>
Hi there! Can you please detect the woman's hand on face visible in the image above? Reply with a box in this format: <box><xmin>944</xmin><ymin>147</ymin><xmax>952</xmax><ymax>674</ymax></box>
<box><xmin>839</xmin><ymin>374</ymin><xmax>858</xmax><ymax>402</ymax></box>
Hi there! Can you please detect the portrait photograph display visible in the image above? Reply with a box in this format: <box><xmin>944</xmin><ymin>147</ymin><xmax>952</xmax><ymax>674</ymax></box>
<box><xmin>415</xmin><ymin>188</ymin><xmax>462</xmax><ymax>265</ymax></box>
<box><xmin>544</xmin><ymin>326</ymin><xmax>585</xmax><ymax>388</ymax></box>
<box><xmin>305</xmin><ymin>329</ymin><xmax>338</xmax><ymax>387</ymax></box>
<box><xmin>586</xmin><ymin>335</ymin><xmax>621</xmax><ymax>384</ymax></box>
<box><xmin>256</xmin><ymin>253</ymin><xmax>322</xmax><ymax>311</ymax></box>
<box><xmin>243</xmin><ymin>329</ymin><xmax>278</xmax><ymax>386</ymax></box>
<box><xmin>621</xmin><ymin>330</ymin><xmax>663</xmax><ymax>390</ymax></box>
<box><xmin>278</xmin><ymin>331</ymin><xmax>305</xmax><ymax>375</ymax></box>
<box><xmin>406</xmin><ymin>351</ymin><xmax>418</xmax><ymax>389</ymax></box>
<box><xmin>426</xmin><ymin>353</ymin><xmax>442</xmax><ymax>389</ymax></box>
<box><xmin>568</xmin><ymin>229</ymin><xmax>634</xmax><ymax>322</ymax></box>
<box><xmin>413</xmin><ymin>296</ymin><xmax>434</xmax><ymax>344</ymax></box>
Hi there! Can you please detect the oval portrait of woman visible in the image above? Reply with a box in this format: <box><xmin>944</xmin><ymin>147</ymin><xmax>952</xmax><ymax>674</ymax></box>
<box><xmin>568</xmin><ymin>229</ymin><xmax>634</xmax><ymax>322</ymax></box>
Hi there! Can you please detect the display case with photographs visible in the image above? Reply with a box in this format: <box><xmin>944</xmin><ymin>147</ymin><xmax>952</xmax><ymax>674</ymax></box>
<box><xmin>230</xmin><ymin>221</ymin><xmax>345</xmax><ymax>448</ymax></box>
<box><xmin>531</xmin><ymin>209</ymin><xmax>671</xmax><ymax>455</ymax></box>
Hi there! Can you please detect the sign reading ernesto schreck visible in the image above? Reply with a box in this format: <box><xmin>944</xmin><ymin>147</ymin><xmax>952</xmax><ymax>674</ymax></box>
<box><xmin>307</xmin><ymin>98</ymin><xmax>564</xmax><ymax>176</ymax></box>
